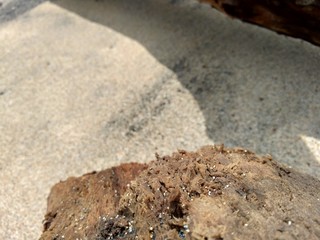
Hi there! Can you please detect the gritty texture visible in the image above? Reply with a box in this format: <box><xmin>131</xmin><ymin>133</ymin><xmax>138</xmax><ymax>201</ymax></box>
<box><xmin>40</xmin><ymin>163</ymin><xmax>147</xmax><ymax>240</ymax></box>
<box><xmin>0</xmin><ymin>0</ymin><xmax>46</xmax><ymax>23</ymax></box>
<box><xmin>201</xmin><ymin>0</ymin><xmax>320</xmax><ymax>46</ymax></box>
<box><xmin>40</xmin><ymin>146</ymin><xmax>320</xmax><ymax>240</ymax></box>
<box><xmin>1</xmin><ymin>0</ymin><xmax>320</xmax><ymax>239</ymax></box>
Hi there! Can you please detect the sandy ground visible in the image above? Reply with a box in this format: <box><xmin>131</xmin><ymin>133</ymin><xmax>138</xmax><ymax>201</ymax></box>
<box><xmin>0</xmin><ymin>0</ymin><xmax>320</xmax><ymax>239</ymax></box>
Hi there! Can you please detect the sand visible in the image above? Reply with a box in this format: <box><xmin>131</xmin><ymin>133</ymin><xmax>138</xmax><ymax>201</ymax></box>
<box><xmin>0</xmin><ymin>0</ymin><xmax>320</xmax><ymax>239</ymax></box>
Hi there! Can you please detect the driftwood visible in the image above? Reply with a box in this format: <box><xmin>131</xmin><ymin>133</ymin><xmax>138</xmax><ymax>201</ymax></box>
<box><xmin>201</xmin><ymin>0</ymin><xmax>320</xmax><ymax>46</ymax></box>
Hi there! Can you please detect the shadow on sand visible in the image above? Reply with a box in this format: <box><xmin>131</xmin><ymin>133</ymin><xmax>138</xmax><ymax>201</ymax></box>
<box><xmin>51</xmin><ymin>0</ymin><xmax>320</xmax><ymax>176</ymax></box>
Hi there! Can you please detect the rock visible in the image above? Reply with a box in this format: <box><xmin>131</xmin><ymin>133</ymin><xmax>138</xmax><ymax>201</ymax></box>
<box><xmin>39</xmin><ymin>163</ymin><xmax>147</xmax><ymax>240</ymax></box>
<box><xmin>200</xmin><ymin>0</ymin><xmax>320</xmax><ymax>46</ymax></box>
<box><xmin>40</xmin><ymin>146</ymin><xmax>320</xmax><ymax>239</ymax></box>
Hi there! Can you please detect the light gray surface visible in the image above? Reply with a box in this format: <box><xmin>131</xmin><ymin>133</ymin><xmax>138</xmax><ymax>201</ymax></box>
<box><xmin>0</xmin><ymin>0</ymin><xmax>320</xmax><ymax>239</ymax></box>
<box><xmin>0</xmin><ymin>0</ymin><xmax>46</xmax><ymax>23</ymax></box>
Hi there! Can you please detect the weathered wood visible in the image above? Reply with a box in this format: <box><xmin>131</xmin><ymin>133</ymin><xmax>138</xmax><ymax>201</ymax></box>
<box><xmin>201</xmin><ymin>0</ymin><xmax>320</xmax><ymax>46</ymax></box>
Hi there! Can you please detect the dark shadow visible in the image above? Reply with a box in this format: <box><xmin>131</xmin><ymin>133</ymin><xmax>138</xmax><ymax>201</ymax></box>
<box><xmin>51</xmin><ymin>0</ymin><xmax>320</xmax><ymax>175</ymax></box>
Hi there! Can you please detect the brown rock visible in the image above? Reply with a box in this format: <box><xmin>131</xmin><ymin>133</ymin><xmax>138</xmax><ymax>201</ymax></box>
<box><xmin>200</xmin><ymin>0</ymin><xmax>320</xmax><ymax>46</ymax></box>
<box><xmin>40</xmin><ymin>163</ymin><xmax>147</xmax><ymax>240</ymax></box>
<box><xmin>40</xmin><ymin>146</ymin><xmax>320</xmax><ymax>239</ymax></box>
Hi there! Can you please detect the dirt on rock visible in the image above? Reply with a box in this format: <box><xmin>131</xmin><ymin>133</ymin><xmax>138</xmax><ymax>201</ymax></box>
<box><xmin>40</xmin><ymin>145</ymin><xmax>320</xmax><ymax>240</ymax></box>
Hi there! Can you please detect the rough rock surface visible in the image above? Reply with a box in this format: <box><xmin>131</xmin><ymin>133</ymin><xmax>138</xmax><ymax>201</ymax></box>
<box><xmin>40</xmin><ymin>146</ymin><xmax>320</xmax><ymax>239</ymax></box>
<box><xmin>201</xmin><ymin>0</ymin><xmax>320</xmax><ymax>46</ymax></box>
<box><xmin>40</xmin><ymin>163</ymin><xmax>147</xmax><ymax>240</ymax></box>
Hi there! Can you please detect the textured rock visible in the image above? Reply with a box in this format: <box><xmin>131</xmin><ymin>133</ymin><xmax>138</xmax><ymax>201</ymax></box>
<box><xmin>40</xmin><ymin>163</ymin><xmax>147</xmax><ymax>240</ymax></box>
<box><xmin>40</xmin><ymin>146</ymin><xmax>320</xmax><ymax>239</ymax></box>
<box><xmin>201</xmin><ymin>0</ymin><xmax>320</xmax><ymax>46</ymax></box>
